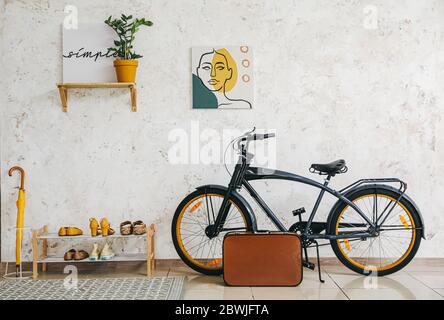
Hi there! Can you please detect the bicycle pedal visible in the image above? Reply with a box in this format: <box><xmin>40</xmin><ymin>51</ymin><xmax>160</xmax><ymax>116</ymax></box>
<box><xmin>303</xmin><ymin>261</ymin><xmax>315</xmax><ymax>270</ymax></box>
<box><xmin>292</xmin><ymin>207</ymin><xmax>306</xmax><ymax>216</ymax></box>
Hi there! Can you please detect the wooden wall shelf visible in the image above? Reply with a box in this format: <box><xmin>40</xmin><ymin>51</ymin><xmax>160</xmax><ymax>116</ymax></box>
<box><xmin>57</xmin><ymin>82</ymin><xmax>137</xmax><ymax>112</ymax></box>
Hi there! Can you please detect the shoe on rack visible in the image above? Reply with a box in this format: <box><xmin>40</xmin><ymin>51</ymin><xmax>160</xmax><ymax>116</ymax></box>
<box><xmin>67</xmin><ymin>227</ymin><xmax>83</xmax><ymax>236</ymax></box>
<box><xmin>100</xmin><ymin>218</ymin><xmax>111</xmax><ymax>237</ymax></box>
<box><xmin>64</xmin><ymin>249</ymin><xmax>76</xmax><ymax>261</ymax></box>
<box><xmin>95</xmin><ymin>228</ymin><xmax>115</xmax><ymax>235</ymax></box>
<box><xmin>58</xmin><ymin>227</ymin><xmax>83</xmax><ymax>236</ymax></box>
<box><xmin>58</xmin><ymin>227</ymin><xmax>67</xmax><ymax>236</ymax></box>
<box><xmin>99</xmin><ymin>243</ymin><xmax>115</xmax><ymax>260</ymax></box>
<box><xmin>74</xmin><ymin>250</ymin><xmax>89</xmax><ymax>260</ymax></box>
<box><xmin>133</xmin><ymin>221</ymin><xmax>147</xmax><ymax>235</ymax></box>
<box><xmin>120</xmin><ymin>221</ymin><xmax>133</xmax><ymax>235</ymax></box>
<box><xmin>89</xmin><ymin>218</ymin><xmax>99</xmax><ymax>237</ymax></box>
<box><xmin>89</xmin><ymin>243</ymin><xmax>100</xmax><ymax>261</ymax></box>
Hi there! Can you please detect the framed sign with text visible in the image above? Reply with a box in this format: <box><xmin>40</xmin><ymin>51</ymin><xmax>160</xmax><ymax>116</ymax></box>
<box><xmin>62</xmin><ymin>23</ymin><xmax>117</xmax><ymax>83</ymax></box>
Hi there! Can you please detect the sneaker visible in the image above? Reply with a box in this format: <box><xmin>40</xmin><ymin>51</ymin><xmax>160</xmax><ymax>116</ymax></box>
<box><xmin>89</xmin><ymin>243</ymin><xmax>100</xmax><ymax>261</ymax></box>
<box><xmin>100</xmin><ymin>243</ymin><xmax>115</xmax><ymax>260</ymax></box>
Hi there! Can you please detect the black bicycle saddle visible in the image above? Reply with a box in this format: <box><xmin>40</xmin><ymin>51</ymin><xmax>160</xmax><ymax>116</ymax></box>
<box><xmin>310</xmin><ymin>159</ymin><xmax>348</xmax><ymax>176</ymax></box>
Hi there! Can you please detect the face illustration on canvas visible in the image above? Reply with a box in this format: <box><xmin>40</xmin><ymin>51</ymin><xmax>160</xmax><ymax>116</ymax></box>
<box><xmin>197</xmin><ymin>51</ymin><xmax>233</xmax><ymax>92</ymax></box>
<box><xmin>195</xmin><ymin>49</ymin><xmax>252</xmax><ymax>109</ymax></box>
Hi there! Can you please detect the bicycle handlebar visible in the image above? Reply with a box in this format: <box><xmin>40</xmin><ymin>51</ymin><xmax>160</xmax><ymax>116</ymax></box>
<box><xmin>241</xmin><ymin>132</ymin><xmax>276</xmax><ymax>142</ymax></box>
<box><xmin>231</xmin><ymin>130</ymin><xmax>275</xmax><ymax>162</ymax></box>
<box><xmin>251</xmin><ymin>133</ymin><xmax>275</xmax><ymax>141</ymax></box>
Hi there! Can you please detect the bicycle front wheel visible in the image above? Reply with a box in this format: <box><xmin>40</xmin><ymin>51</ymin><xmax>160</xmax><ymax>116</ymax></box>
<box><xmin>172</xmin><ymin>187</ymin><xmax>253</xmax><ymax>275</ymax></box>
<box><xmin>328</xmin><ymin>187</ymin><xmax>422</xmax><ymax>276</ymax></box>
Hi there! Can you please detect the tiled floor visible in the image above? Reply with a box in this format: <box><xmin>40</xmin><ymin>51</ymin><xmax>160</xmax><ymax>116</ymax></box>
<box><xmin>2</xmin><ymin>261</ymin><xmax>443</xmax><ymax>300</ymax></box>
<box><xmin>177</xmin><ymin>265</ymin><xmax>444</xmax><ymax>300</ymax></box>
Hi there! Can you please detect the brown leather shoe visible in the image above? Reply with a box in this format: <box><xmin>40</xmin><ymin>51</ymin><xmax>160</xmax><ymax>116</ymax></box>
<box><xmin>133</xmin><ymin>221</ymin><xmax>147</xmax><ymax>235</ymax></box>
<box><xmin>73</xmin><ymin>250</ymin><xmax>89</xmax><ymax>260</ymax></box>
<box><xmin>64</xmin><ymin>249</ymin><xmax>76</xmax><ymax>261</ymax></box>
<box><xmin>120</xmin><ymin>221</ymin><xmax>133</xmax><ymax>235</ymax></box>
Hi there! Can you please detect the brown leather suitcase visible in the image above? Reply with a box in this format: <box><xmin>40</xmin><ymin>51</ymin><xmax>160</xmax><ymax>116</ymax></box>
<box><xmin>223</xmin><ymin>231</ymin><xmax>303</xmax><ymax>286</ymax></box>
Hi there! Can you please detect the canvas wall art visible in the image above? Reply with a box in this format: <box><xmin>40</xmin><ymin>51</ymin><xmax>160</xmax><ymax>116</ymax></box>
<box><xmin>192</xmin><ymin>46</ymin><xmax>253</xmax><ymax>109</ymax></box>
<box><xmin>62</xmin><ymin>23</ymin><xmax>117</xmax><ymax>82</ymax></box>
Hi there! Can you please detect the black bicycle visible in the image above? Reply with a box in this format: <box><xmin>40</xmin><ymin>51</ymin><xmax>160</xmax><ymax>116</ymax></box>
<box><xmin>172</xmin><ymin>129</ymin><xmax>425</xmax><ymax>278</ymax></box>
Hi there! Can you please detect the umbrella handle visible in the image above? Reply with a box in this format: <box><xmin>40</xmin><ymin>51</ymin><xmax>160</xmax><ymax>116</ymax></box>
<box><xmin>8</xmin><ymin>166</ymin><xmax>25</xmax><ymax>189</ymax></box>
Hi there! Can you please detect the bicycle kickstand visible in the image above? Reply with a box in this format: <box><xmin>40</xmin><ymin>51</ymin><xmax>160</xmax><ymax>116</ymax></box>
<box><xmin>313</xmin><ymin>240</ymin><xmax>325</xmax><ymax>283</ymax></box>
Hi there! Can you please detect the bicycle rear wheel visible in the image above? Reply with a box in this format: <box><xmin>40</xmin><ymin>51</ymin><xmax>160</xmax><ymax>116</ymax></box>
<box><xmin>328</xmin><ymin>187</ymin><xmax>422</xmax><ymax>276</ymax></box>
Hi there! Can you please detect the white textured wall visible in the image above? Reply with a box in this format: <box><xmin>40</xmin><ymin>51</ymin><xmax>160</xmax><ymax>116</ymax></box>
<box><xmin>1</xmin><ymin>0</ymin><xmax>444</xmax><ymax>261</ymax></box>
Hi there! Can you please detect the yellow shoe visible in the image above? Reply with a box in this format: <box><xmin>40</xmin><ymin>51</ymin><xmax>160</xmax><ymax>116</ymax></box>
<box><xmin>66</xmin><ymin>227</ymin><xmax>83</xmax><ymax>236</ymax></box>
<box><xmin>100</xmin><ymin>218</ymin><xmax>110</xmax><ymax>237</ymax></box>
<box><xmin>89</xmin><ymin>218</ymin><xmax>99</xmax><ymax>237</ymax></box>
<box><xmin>58</xmin><ymin>227</ymin><xmax>68</xmax><ymax>236</ymax></box>
<box><xmin>59</xmin><ymin>227</ymin><xmax>83</xmax><ymax>236</ymax></box>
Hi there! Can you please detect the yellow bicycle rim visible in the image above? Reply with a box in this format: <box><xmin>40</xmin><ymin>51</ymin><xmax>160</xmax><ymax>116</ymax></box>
<box><xmin>336</xmin><ymin>194</ymin><xmax>416</xmax><ymax>272</ymax></box>
<box><xmin>176</xmin><ymin>193</ymin><xmax>247</xmax><ymax>270</ymax></box>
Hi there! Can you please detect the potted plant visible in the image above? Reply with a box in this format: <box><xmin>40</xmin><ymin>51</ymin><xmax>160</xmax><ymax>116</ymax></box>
<box><xmin>105</xmin><ymin>14</ymin><xmax>153</xmax><ymax>83</ymax></box>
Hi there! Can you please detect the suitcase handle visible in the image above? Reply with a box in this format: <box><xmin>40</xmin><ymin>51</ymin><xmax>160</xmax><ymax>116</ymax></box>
<box><xmin>254</xmin><ymin>230</ymin><xmax>271</xmax><ymax>234</ymax></box>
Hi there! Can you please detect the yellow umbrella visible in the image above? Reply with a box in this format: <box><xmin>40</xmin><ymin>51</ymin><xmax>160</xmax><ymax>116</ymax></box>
<box><xmin>8</xmin><ymin>166</ymin><xmax>25</xmax><ymax>277</ymax></box>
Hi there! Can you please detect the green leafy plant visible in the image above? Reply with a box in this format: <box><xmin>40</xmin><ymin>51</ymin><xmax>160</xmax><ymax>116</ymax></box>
<box><xmin>105</xmin><ymin>14</ymin><xmax>153</xmax><ymax>60</ymax></box>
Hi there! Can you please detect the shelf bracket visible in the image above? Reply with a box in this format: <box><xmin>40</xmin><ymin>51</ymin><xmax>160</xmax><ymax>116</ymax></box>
<box><xmin>58</xmin><ymin>86</ymin><xmax>68</xmax><ymax>112</ymax></box>
<box><xmin>130</xmin><ymin>84</ymin><xmax>137</xmax><ymax>112</ymax></box>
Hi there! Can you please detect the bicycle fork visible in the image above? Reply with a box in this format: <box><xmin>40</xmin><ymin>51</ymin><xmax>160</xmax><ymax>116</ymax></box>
<box><xmin>209</xmin><ymin>162</ymin><xmax>248</xmax><ymax>237</ymax></box>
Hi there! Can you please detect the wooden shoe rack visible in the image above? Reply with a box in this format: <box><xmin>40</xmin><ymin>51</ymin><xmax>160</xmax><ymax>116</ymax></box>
<box><xmin>31</xmin><ymin>224</ymin><xmax>155</xmax><ymax>279</ymax></box>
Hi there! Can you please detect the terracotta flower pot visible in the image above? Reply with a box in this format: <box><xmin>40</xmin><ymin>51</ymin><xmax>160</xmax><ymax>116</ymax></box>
<box><xmin>113</xmin><ymin>60</ymin><xmax>139</xmax><ymax>83</ymax></box>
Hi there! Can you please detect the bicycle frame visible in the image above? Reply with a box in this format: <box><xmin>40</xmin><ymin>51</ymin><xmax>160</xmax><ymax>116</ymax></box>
<box><xmin>211</xmin><ymin>156</ymin><xmax>408</xmax><ymax>242</ymax></box>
